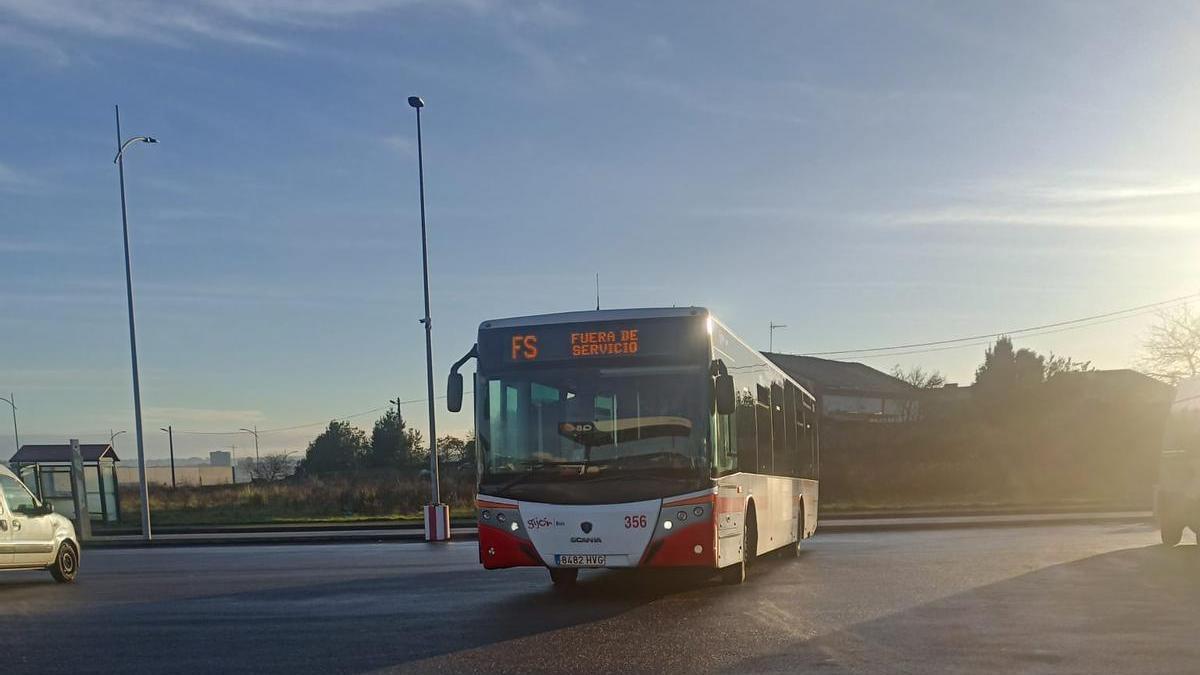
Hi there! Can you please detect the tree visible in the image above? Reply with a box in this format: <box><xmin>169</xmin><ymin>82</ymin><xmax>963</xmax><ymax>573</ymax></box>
<box><xmin>249</xmin><ymin>453</ymin><xmax>297</xmax><ymax>482</ymax></box>
<box><xmin>367</xmin><ymin>409</ymin><xmax>417</xmax><ymax>467</ymax></box>
<box><xmin>891</xmin><ymin>365</ymin><xmax>946</xmax><ymax>389</ymax></box>
<box><xmin>1140</xmin><ymin>306</ymin><xmax>1200</xmax><ymax>384</ymax></box>
<box><xmin>300</xmin><ymin>420</ymin><xmax>367</xmax><ymax>474</ymax></box>
<box><xmin>438</xmin><ymin>435</ymin><xmax>467</xmax><ymax>462</ymax></box>
<box><xmin>405</xmin><ymin>429</ymin><xmax>426</xmax><ymax>463</ymax></box>
<box><xmin>1043</xmin><ymin>353</ymin><xmax>1093</xmax><ymax>380</ymax></box>
<box><xmin>974</xmin><ymin>336</ymin><xmax>1046</xmax><ymax>392</ymax></box>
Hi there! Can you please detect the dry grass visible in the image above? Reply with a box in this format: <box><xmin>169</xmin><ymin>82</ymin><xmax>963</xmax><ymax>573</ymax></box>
<box><xmin>123</xmin><ymin>470</ymin><xmax>477</xmax><ymax>525</ymax></box>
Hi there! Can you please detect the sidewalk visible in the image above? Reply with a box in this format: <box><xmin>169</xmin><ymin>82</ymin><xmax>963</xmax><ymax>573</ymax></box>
<box><xmin>84</xmin><ymin>510</ymin><xmax>1152</xmax><ymax>548</ymax></box>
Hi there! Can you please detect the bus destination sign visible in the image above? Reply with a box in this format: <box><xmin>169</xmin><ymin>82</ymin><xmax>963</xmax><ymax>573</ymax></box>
<box><xmin>509</xmin><ymin>328</ymin><xmax>639</xmax><ymax>361</ymax></box>
<box><xmin>479</xmin><ymin>315</ymin><xmax>709</xmax><ymax>370</ymax></box>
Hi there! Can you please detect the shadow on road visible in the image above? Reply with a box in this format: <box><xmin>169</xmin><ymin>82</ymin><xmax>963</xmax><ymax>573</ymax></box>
<box><xmin>0</xmin><ymin>553</ymin><xmax>722</xmax><ymax>673</ymax></box>
<box><xmin>732</xmin><ymin>543</ymin><xmax>1200</xmax><ymax>673</ymax></box>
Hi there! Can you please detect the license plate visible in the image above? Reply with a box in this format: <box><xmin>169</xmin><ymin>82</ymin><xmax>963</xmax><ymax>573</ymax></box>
<box><xmin>555</xmin><ymin>554</ymin><xmax>606</xmax><ymax>567</ymax></box>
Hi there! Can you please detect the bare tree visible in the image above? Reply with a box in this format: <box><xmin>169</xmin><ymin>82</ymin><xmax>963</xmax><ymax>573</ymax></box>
<box><xmin>1043</xmin><ymin>353</ymin><xmax>1093</xmax><ymax>380</ymax></box>
<box><xmin>891</xmin><ymin>365</ymin><xmax>946</xmax><ymax>389</ymax></box>
<box><xmin>250</xmin><ymin>453</ymin><xmax>297</xmax><ymax>482</ymax></box>
<box><xmin>1140</xmin><ymin>306</ymin><xmax>1200</xmax><ymax>384</ymax></box>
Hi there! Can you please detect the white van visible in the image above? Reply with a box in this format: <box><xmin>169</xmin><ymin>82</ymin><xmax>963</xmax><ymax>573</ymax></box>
<box><xmin>0</xmin><ymin>464</ymin><xmax>80</xmax><ymax>582</ymax></box>
<box><xmin>1157</xmin><ymin>377</ymin><xmax>1200</xmax><ymax>545</ymax></box>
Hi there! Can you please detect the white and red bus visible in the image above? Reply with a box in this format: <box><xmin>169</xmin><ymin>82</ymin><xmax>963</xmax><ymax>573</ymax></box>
<box><xmin>446</xmin><ymin>307</ymin><xmax>819</xmax><ymax>586</ymax></box>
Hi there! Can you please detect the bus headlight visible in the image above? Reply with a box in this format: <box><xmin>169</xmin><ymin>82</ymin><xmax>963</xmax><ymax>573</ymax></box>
<box><xmin>663</xmin><ymin>520</ymin><xmax>673</xmax><ymax>530</ymax></box>
<box><xmin>497</xmin><ymin>512</ymin><xmax>506</xmax><ymax>523</ymax></box>
<box><xmin>693</xmin><ymin>506</ymin><xmax>704</xmax><ymax>517</ymax></box>
<box><xmin>481</xmin><ymin>510</ymin><xmax>491</xmax><ymax>520</ymax></box>
<box><xmin>676</xmin><ymin>511</ymin><xmax>687</xmax><ymax>521</ymax></box>
<box><xmin>510</xmin><ymin>521</ymin><xmax>519</xmax><ymax>532</ymax></box>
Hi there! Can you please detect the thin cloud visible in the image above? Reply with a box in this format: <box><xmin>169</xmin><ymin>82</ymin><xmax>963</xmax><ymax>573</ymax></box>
<box><xmin>0</xmin><ymin>0</ymin><xmax>575</xmax><ymax>63</ymax></box>
<box><xmin>381</xmin><ymin>134</ymin><xmax>415</xmax><ymax>155</ymax></box>
<box><xmin>144</xmin><ymin>406</ymin><xmax>266</xmax><ymax>425</ymax></box>
<box><xmin>0</xmin><ymin>161</ymin><xmax>40</xmax><ymax>193</ymax></box>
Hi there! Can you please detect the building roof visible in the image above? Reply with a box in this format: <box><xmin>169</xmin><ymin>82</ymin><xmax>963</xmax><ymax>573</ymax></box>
<box><xmin>763</xmin><ymin>353</ymin><xmax>918</xmax><ymax>396</ymax></box>
<box><xmin>10</xmin><ymin>443</ymin><xmax>119</xmax><ymax>464</ymax></box>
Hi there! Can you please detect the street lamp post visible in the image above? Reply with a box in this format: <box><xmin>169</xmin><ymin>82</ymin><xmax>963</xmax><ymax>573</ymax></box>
<box><xmin>109</xmin><ymin>429</ymin><xmax>127</xmax><ymax>448</ymax></box>
<box><xmin>239</xmin><ymin>426</ymin><xmax>260</xmax><ymax>465</ymax></box>
<box><xmin>160</xmin><ymin>426</ymin><xmax>176</xmax><ymax>488</ymax></box>
<box><xmin>114</xmin><ymin>104</ymin><xmax>157</xmax><ymax>542</ymax></box>
<box><xmin>0</xmin><ymin>394</ymin><xmax>17</xmax><ymax>455</ymax></box>
<box><xmin>407</xmin><ymin>95</ymin><xmax>447</xmax><ymax>542</ymax></box>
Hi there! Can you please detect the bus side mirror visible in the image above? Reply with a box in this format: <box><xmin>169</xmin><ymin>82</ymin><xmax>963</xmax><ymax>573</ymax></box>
<box><xmin>447</xmin><ymin>372</ymin><xmax>464</xmax><ymax>413</ymax></box>
<box><xmin>715</xmin><ymin>374</ymin><xmax>735</xmax><ymax>415</ymax></box>
<box><xmin>447</xmin><ymin>344</ymin><xmax>478</xmax><ymax>414</ymax></box>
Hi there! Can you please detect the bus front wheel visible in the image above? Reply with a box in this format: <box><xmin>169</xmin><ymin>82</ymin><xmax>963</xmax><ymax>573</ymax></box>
<box><xmin>549</xmin><ymin>568</ymin><xmax>578</xmax><ymax>588</ymax></box>
<box><xmin>721</xmin><ymin>507</ymin><xmax>756</xmax><ymax>585</ymax></box>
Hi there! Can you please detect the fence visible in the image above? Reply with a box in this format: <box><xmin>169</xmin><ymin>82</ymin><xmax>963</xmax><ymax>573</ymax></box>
<box><xmin>115</xmin><ymin>465</ymin><xmax>235</xmax><ymax>487</ymax></box>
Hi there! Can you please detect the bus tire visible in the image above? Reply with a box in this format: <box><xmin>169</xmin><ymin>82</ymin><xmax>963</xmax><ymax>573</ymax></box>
<box><xmin>549</xmin><ymin>568</ymin><xmax>578</xmax><ymax>588</ymax></box>
<box><xmin>791</xmin><ymin>503</ymin><xmax>805</xmax><ymax>558</ymax></box>
<box><xmin>721</xmin><ymin>506</ymin><xmax>756</xmax><ymax>585</ymax></box>
<box><xmin>720</xmin><ymin>558</ymin><xmax>745</xmax><ymax>585</ymax></box>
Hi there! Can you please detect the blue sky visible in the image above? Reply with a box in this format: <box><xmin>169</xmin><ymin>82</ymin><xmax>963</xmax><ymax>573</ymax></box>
<box><xmin>2</xmin><ymin>0</ymin><xmax>1199</xmax><ymax>460</ymax></box>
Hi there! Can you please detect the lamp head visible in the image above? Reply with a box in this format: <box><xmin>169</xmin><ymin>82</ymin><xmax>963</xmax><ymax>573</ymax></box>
<box><xmin>144</xmin><ymin>137</ymin><xmax>158</xmax><ymax>144</ymax></box>
<box><xmin>407</xmin><ymin>96</ymin><xmax>425</xmax><ymax>109</ymax></box>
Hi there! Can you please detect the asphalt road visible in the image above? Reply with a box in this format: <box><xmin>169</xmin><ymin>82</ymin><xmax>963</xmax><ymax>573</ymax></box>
<box><xmin>2</xmin><ymin>522</ymin><xmax>1197</xmax><ymax>673</ymax></box>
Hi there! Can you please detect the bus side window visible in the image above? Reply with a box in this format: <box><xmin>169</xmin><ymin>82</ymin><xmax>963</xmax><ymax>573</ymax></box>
<box><xmin>771</xmin><ymin>382</ymin><xmax>786</xmax><ymax>477</ymax></box>
<box><xmin>804</xmin><ymin>399</ymin><xmax>818</xmax><ymax>479</ymax></box>
<box><xmin>756</xmin><ymin>384</ymin><xmax>772</xmax><ymax>474</ymax></box>
<box><xmin>736</xmin><ymin>387</ymin><xmax>757</xmax><ymax>473</ymax></box>
<box><xmin>784</xmin><ymin>381</ymin><xmax>799</xmax><ymax>477</ymax></box>
<box><xmin>712</xmin><ymin>411</ymin><xmax>734</xmax><ymax>473</ymax></box>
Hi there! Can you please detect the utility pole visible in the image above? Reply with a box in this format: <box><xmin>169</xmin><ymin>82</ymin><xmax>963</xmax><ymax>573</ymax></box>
<box><xmin>160</xmin><ymin>426</ymin><xmax>176</xmax><ymax>488</ymax></box>
<box><xmin>769</xmin><ymin>322</ymin><xmax>788</xmax><ymax>352</ymax></box>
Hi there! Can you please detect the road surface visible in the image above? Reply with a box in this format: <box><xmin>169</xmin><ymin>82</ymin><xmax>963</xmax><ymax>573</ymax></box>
<box><xmin>2</xmin><ymin>522</ymin><xmax>1197</xmax><ymax>673</ymax></box>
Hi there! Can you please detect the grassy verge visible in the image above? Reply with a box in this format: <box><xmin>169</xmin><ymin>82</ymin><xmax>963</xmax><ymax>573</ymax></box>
<box><xmin>120</xmin><ymin>470</ymin><xmax>476</xmax><ymax>526</ymax></box>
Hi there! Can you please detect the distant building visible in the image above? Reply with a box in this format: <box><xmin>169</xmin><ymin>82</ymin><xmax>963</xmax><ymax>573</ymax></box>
<box><xmin>764</xmin><ymin>353</ymin><xmax>921</xmax><ymax>423</ymax></box>
<box><xmin>1046</xmin><ymin>368</ymin><xmax>1175</xmax><ymax>407</ymax></box>
<box><xmin>210</xmin><ymin>450</ymin><xmax>232</xmax><ymax>467</ymax></box>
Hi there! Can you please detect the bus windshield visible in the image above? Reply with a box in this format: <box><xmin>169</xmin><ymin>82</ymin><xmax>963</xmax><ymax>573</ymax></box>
<box><xmin>479</xmin><ymin>365</ymin><xmax>710</xmax><ymax>479</ymax></box>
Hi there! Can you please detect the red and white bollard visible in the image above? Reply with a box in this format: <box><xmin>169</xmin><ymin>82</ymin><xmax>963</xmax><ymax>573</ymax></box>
<box><xmin>425</xmin><ymin>503</ymin><xmax>450</xmax><ymax>542</ymax></box>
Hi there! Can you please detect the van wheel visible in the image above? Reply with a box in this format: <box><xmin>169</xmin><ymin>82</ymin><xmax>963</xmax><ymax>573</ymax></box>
<box><xmin>50</xmin><ymin>541</ymin><xmax>79</xmax><ymax>584</ymax></box>
<box><xmin>549</xmin><ymin>568</ymin><xmax>578</xmax><ymax>588</ymax></box>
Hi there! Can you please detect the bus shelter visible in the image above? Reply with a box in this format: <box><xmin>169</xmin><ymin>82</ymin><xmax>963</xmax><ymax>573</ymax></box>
<box><xmin>9</xmin><ymin>443</ymin><xmax>122</xmax><ymax>524</ymax></box>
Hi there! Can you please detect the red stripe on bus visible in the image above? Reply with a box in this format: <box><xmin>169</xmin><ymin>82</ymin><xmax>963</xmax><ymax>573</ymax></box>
<box><xmin>663</xmin><ymin>494</ymin><xmax>716</xmax><ymax>507</ymax></box>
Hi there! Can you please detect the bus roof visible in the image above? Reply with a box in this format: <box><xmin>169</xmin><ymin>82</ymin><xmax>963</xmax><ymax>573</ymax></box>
<box><xmin>480</xmin><ymin>306</ymin><xmax>709</xmax><ymax>330</ymax></box>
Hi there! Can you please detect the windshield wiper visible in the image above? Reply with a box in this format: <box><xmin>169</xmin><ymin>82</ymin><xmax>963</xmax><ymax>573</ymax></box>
<box><xmin>491</xmin><ymin>461</ymin><xmax>585</xmax><ymax>493</ymax></box>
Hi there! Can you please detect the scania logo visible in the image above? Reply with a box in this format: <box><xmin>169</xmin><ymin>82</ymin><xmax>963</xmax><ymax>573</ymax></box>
<box><xmin>570</xmin><ymin>536</ymin><xmax>602</xmax><ymax>544</ymax></box>
<box><xmin>580</xmin><ymin>521</ymin><xmax>593</xmax><ymax>533</ymax></box>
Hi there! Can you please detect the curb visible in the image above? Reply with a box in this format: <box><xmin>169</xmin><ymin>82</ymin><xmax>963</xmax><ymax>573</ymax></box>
<box><xmin>83</xmin><ymin>512</ymin><xmax>1152</xmax><ymax>549</ymax></box>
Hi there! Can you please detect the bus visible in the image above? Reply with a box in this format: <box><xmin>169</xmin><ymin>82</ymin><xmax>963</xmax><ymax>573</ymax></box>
<box><xmin>1156</xmin><ymin>376</ymin><xmax>1200</xmax><ymax>546</ymax></box>
<box><xmin>446</xmin><ymin>307</ymin><xmax>819</xmax><ymax>586</ymax></box>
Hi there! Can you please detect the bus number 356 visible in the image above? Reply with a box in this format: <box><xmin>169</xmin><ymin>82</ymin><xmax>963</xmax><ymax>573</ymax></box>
<box><xmin>624</xmin><ymin>515</ymin><xmax>647</xmax><ymax>529</ymax></box>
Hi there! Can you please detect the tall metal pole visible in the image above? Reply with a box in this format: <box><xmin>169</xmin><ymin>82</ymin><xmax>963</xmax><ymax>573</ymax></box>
<box><xmin>115</xmin><ymin>105</ymin><xmax>152</xmax><ymax>541</ymax></box>
<box><xmin>0</xmin><ymin>394</ymin><xmax>17</xmax><ymax>454</ymax></box>
<box><xmin>412</xmin><ymin>99</ymin><xmax>441</xmax><ymax>507</ymax></box>
<box><xmin>163</xmin><ymin>426</ymin><xmax>176</xmax><ymax>488</ymax></box>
